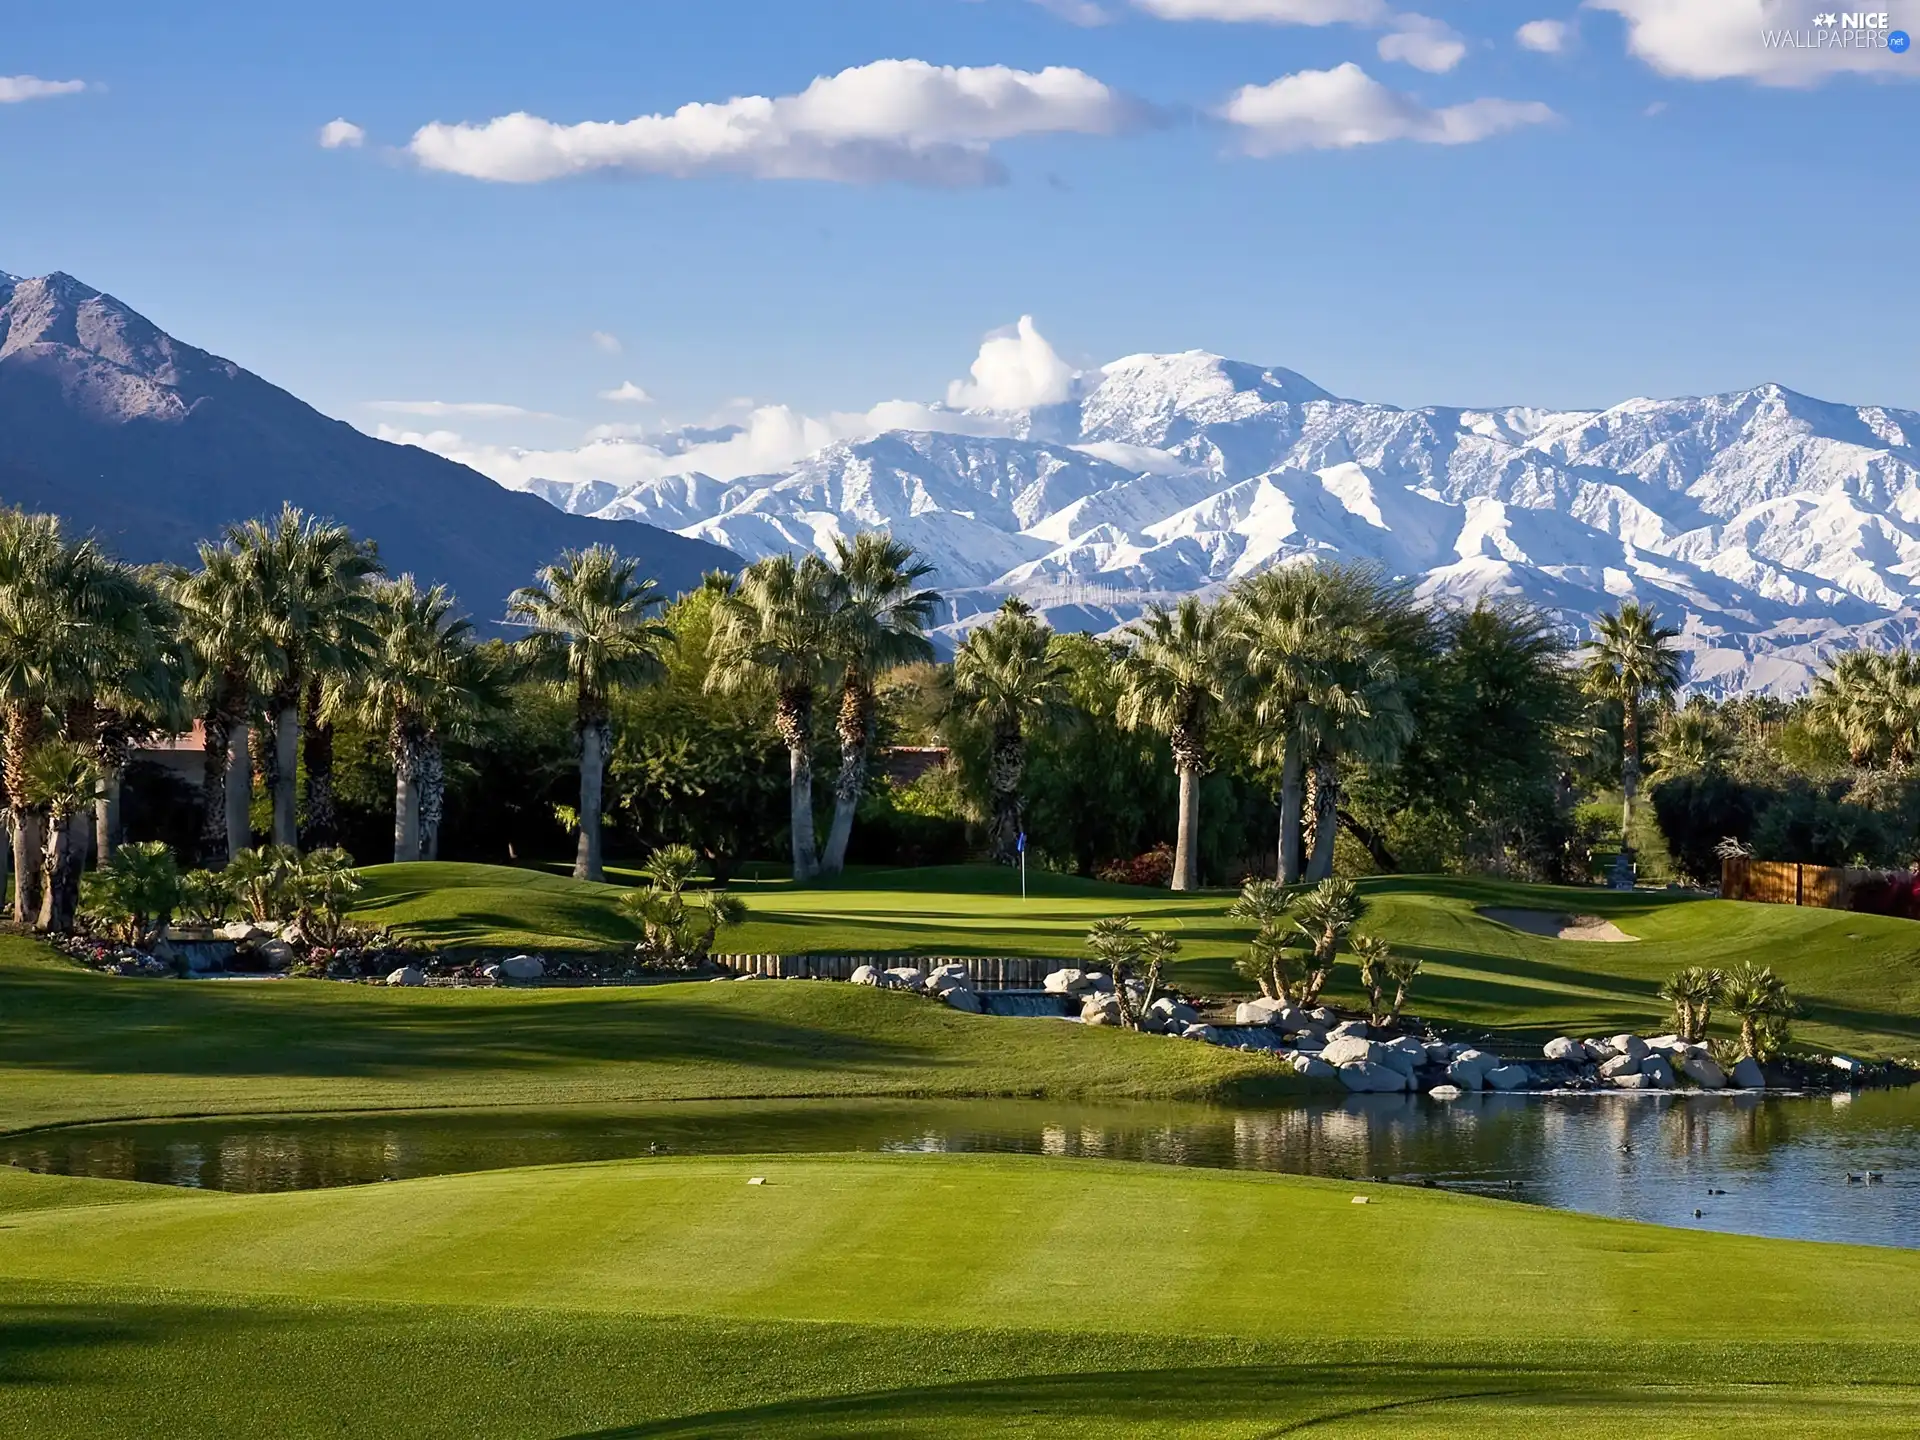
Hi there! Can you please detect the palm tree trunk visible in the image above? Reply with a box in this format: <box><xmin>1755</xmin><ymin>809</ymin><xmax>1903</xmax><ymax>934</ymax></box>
<box><xmin>1170</xmin><ymin>721</ymin><xmax>1204</xmax><ymax>892</ymax></box>
<box><xmin>301</xmin><ymin>677</ymin><xmax>337</xmax><ymax>849</ymax></box>
<box><xmin>1278</xmin><ymin>734</ymin><xmax>1304</xmax><ymax>884</ymax></box>
<box><xmin>392</xmin><ymin>724</ymin><xmax>422</xmax><ymax>864</ymax></box>
<box><xmin>419</xmin><ymin>735</ymin><xmax>446</xmax><ymax>861</ymax></box>
<box><xmin>1620</xmin><ymin>694</ymin><xmax>1641</xmax><ymax>845</ymax></box>
<box><xmin>987</xmin><ymin>724</ymin><xmax>1024</xmax><ymax>866</ymax></box>
<box><xmin>272</xmin><ymin>696</ymin><xmax>300</xmax><ymax>849</ymax></box>
<box><xmin>574</xmin><ymin>716</ymin><xmax>609</xmax><ymax>881</ymax></box>
<box><xmin>821</xmin><ymin>680</ymin><xmax>871</xmax><ymax>877</ymax></box>
<box><xmin>38</xmin><ymin>811</ymin><xmax>79</xmax><ymax>934</ymax></box>
<box><xmin>226</xmin><ymin>722</ymin><xmax>253</xmax><ymax>858</ymax></box>
<box><xmin>1173</xmin><ymin>765</ymin><xmax>1200</xmax><ymax>891</ymax></box>
<box><xmin>774</xmin><ymin>686</ymin><xmax>819</xmax><ymax>882</ymax></box>
<box><xmin>94</xmin><ymin>715</ymin><xmax>131</xmax><ymax>867</ymax></box>
<box><xmin>1306</xmin><ymin>753</ymin><xmax>1340</xmax><ymax>882</ymax></box>
<box><xmin>199</xmin><ymin>709</ymin><xmax>232</xmax><ymax>867</ymax></box>
<box><xmin>7</xmin><ymin>703</ymin><xmax>44</xmax><ymax>925</ymax></box>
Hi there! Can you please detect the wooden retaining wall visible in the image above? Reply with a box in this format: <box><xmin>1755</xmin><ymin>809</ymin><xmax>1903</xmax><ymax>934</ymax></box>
<box><xmin>1721</xmin><ymin>857</ymin><xmax>1891</xmax><ymax>910</ymax></box>
<box><xmin>711</xmin><ymin>954</ymin><xmax>1056</xmax><ymax>990</ymax></box>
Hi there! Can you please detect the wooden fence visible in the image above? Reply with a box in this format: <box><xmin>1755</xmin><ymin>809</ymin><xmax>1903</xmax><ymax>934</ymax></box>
<box><xmin>711</xmin><ymin>954</ymin><xmax>1057</xmax><ymax>989</ymax></box>
<box><xmin>1721</xmin><ymin>857</ymin><xmax>1891</xmax><ymax>910</ymax></box>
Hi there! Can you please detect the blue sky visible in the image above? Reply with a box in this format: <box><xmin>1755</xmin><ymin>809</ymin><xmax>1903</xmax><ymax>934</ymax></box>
<box><xmin>4</xmin><ymin>0</ymin><xmax>1916</xmax><ymax>484</ymax></box>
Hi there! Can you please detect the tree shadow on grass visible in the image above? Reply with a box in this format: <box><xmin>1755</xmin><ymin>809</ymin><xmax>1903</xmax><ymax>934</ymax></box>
<box><xmin>575</xmin><ymin>1364</ymin><xmax>1564</xmax><ymax>1438</ymax></box>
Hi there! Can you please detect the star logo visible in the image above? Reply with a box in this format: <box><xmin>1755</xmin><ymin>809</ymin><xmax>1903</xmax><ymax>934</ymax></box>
<box><xmin>1813</xmin><ymin>11</ymin><xmax>1838</xmax><ymax>24</ymax></box>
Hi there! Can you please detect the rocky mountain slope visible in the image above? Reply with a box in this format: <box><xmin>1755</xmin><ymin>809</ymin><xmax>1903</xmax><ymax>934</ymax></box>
<box><xmin>527</xmin><ymin>350</ymin><xmax>1920</xmax><ymax>694</ymax></box>
<box><xmin>0</xmin><ymin>271</ymin><xmax>732</xmax><ymax>618</ymax></box>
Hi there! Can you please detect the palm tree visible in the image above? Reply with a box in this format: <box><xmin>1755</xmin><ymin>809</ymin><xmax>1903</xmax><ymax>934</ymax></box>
<box><xmin>1234</xmin><ymin>563</ymin><xmax>1400</xmax><ymax>883</ymax></box>
<box><xmin>349</xmin><ymin>577</ymin><xmax>488</xmax><ymax>863</ymax></box>
<box><xmin>708</xmin><ymin>553</ymin><xmax>837</xmax><ymax>882</ymax></box>
<box><xmin>1116</xmin><ymin>597</ymin><xmax>1239</xmax><ymax>891</ymax></box>
<box><xmin>510</xmin><ymin>546</ymin><xmax>673</xmax><ymax>882</ymax></box>
<box><xmin>1084</xmin><ymin>916</ymin><xmax>1178</xmax><ymax>1030</ymax></box>
<box><xmin>169</xmin><ymin>543</ymin><xmax>277</xmax><ymax>866</ymax></box>
<box><xmin>227</xmin><ymin>505</ymin><xmax>382</xmax><ymax>849</ymax></box>
<box><xmin>419</xmin><ymin>641</ymin><xmax>505</xmax><ymax>862</ymax></box>
<box><xmin>1810</xmin><ymin>649</ymin><xmax>1920</xmax><ymax>769</ymax></box>
<box><xmin>1583</xmin><ymin>602</ymin><xmax>1683</xmax><ymax>841</ymax></box>
<box><xmin>819</xmin><ymin>533</ymin><xmax>939</xmax><ymax>876</ymax></box>
<box><xmin>951</xmin><ymin>600</ymin><xmax>1068</xmax><ymax>865</ymax></box>
<box><xmin>0</xmin><ymin>510</ymin><xmax>80</xmax><ymax>922</ymax></box>
<box><xmin>1659</xmin><ymin>965</ymin><xmax>1722</xmax><ymax>1043</ymax></box>
<box><xmin>17</xmin><ymin>737</ymin><xmax>97</xmax><ymax>933</ymax></box>
<box><xmin>1229</xmin><ymin>877</ymin><xmax>1298</xmax><ymax>1001</ymax></box>
<box><xmin>1292</xmin><ymin>876</ymin><xmax>1365</xmax><ymax>1006</ymax></box>
<box><xmin>1350</xmin><ymin>932</ymin><xmax>1421</xmax><ymax>1028</ymax></box>
<box><xmin>1718</xmin><ymin>962</ymin><xmax>1793</xmax><ymax>1060</ymax></box>
<box><xmin>76</xmin><ymin>568</ymin><xmax>185</xmax><ymax>864</ymax></box>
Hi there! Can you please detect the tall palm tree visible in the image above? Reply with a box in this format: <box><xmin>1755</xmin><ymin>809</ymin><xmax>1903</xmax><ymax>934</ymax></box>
<box><xmin>1583</xmin><ymin>601</ymin><xmax>1683</xmax><ymax>841</ymax></box>
<box><xmin>17</xmin><ymin>737</ymin><xmax>97</xmax><ymax>934</ymax></box>
<box><xmin>76</xmin><ymin>567</ymin><xmax>185</xmax><ymax>864</ymax></box>
<box><xmin>708</xmin><ymin>553</ymin><xmax>838</xmax><ymax>882</ymax></box>
<box><xmin>819</xmin><ymin>533</ymin><xmax>939</xmax><ymax>877</ymax></box>
<box><xmin>1718</xmin><ymin>962</ymin><xmax>1792</xmax><ymax>1061</ymax></box>
<box><xmin>169</xmin><ymin>542</ymin><xmax>276</xmax><ymax>867</ymax></box>
<box><xmin>1115</xmin><ymin>596</ymin><xmax>1239</xmax><ymax>891</ymax></box>
<box><xmin>0</xmin><ymin>511</ymin><xmax>82</xmax><ymax>921</ymax></box>
<box><xmin>1651</xmin><ymin>704</ymin><xmax>1730</xmax><ymax>778</ymax></box>
<box><xmin>347</xmin><ymin>578</ymin><xmax>488</xmax><ymax>863</ymax></box>
<box><xmin>1811</xmin><ymin>649</ymin><xmax>1920</xmax><ymax>769</ymax></box>
<box><xmin>419</xmin><ymin>642</ymin><xmax>505</xmax><ymax>862</ymax></box>
<box><xmin>951</xmin><ymin>599</ymin><xmax>1068</xmax><ymax>865</ymax></box>
<box><xmin>510</xmin><ymin>546</ymin><xmax>673</xmax><ymax>881</ymax></box>
<box><xmin>1235</xmin><ymin>563</ymin><xmax>1407</xmax><ymax>883</ymax></box>
<box><xmin>227</xmin><ymin>505</ymin><xmax>382</xmax><ymax>849</ymax></box>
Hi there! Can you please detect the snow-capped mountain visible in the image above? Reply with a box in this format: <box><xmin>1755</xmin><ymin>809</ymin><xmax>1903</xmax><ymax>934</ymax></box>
<box><xmin>515</xmin><ymin>350</ymin><xmax>1920</xmax><ymax>694</ymax></box>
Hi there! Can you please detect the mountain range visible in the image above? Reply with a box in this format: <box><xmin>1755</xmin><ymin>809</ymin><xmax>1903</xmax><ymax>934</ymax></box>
<box><xmin>0</xmin><ymin>271</ymin><xmax>732</xmax><ymax>619</ymax></box>
<box><xmin>518</xmin><ymin>351</ymin><xmax>1920</xmax><ymax>694</ymax></box>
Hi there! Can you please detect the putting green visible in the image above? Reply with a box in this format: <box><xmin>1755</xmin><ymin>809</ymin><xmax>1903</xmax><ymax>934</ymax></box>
<box><xmin>2</xmin><ymin>1157</ymin><xmax>1916</xmax><ymax>1437</ymax></box>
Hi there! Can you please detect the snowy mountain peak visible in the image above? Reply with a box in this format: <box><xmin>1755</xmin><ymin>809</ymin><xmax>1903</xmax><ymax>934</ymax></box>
<box><xmin>509</xmin><ymin>348</ymin><xmax>1920</xmax><ymax>695</ymax></box>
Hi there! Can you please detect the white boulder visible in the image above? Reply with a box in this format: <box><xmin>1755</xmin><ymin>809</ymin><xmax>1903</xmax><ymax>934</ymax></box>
<box><xmin>1321</xmin><ymin>1037</ymin><xmax>1383</xmax><ymax>1068</ymax></box>
<box><xmin>1639</xmin><ymin>1055</ymin><xmax>1675</xmax><ymax>1088</ymax></box>
<box><xmin>1543</xmin><ymin>1037</ymin><xmax>1587</xmax><ymax>1064</ymax></box>
<box><xmin>1380</xmin><ymin>1036</ymin><xmax>1427</xmax><ymax>1073</ymax></box>
<box><xmin>1447</xmin><ymin>1049</ymin><xmax>1499</xmax><ymax>1090</ymax></box>
<box><xmin>1599</xmin><ymin>1054</ymin><xmax>1642</xmax><ymax>1080</ymax></box>
<box><xmin>1080</xmin><ymin>995</ymin><xmax>1121</xmax><ymax>1025</ymax></box>
<box><xmin>1610</xmin><ymin>1072</ymin><xmax>1654</xmax><ymax>1089</ymax></box>
<box><xmin>1608</xmin><ymin>1034</ymin><xmax>1650</xmax><ymax>1065</ymax></box>
<box><xmin>481</xmin><ymin>964</ymin><xmax>502</xmax><ymax>981</ymax></box>
<box><xmin>1235</xmin><ymin>997</ymin><xmax>1287</xmax><ymax>1027</ymax></box>
<box><xmin>884</xmin><ymin>967</ymin><xmax>928</xmax><ymax>992</ymax></box>
<box><xmin>1338</xmin><ymin>1062</ymin><xmax>1406</xmax><ymax>1093</ymax></box>
<box><xmin>1831</xmin><ymin>1054</ymin><xmax>1866</xmax><ymax>1079</ymax></box>
<box><xmin>1583</xmin><ymin>1039</ymin><xmax>1617</xmax><ymax>1062</ymax></box>
<box><xmin>850</xmin><ymin>965</ymin><xmax>880</xmax><ymax>986</ymax></box>
<box><xmin>1423</xmin><ymin>1041</ymin><xmax>1453</xmax><ymax>1067</ymax></box>
<box><xmin>1044</xmin><ymin>968</ymin><xmax>1083</xmax><ymax>995</ymax></box>
<box><xmin>1677</xmin><ymin>1050</ymin><xmax>1728</xmax><ymax>1089</ymax></box>
<box><xmin>1307</xmin><ymin>1006</ymin><xmax>1340</xmax><ymax>1026</ymax></box>
<box><xmin>1731</xmin><ymin>1056</ymin><xmax>1766</xmax><ymax>1088</ymax></box>
<box><xmin>1426</xmin><ymin>1083</ymin><xmax>1464</xmax><ymax>1099</ymax></box>
<box><xmin>1328</xmin><ymin>1019</ymin><xmax>1370</xmax><ymax>1041</ymax></box>
<box><xmin>1291</xmin><ymin>1053</ymin><xmax>1338</xmax><ymax>1080</ymax></box>
<box><xmin>385</xmin><ymin>966</ymin><xmax>425</xmax><ymax>987</ymax></box>
<box><xmin>1486</xmin><ymin>1064</ymin><xmax>1531</xmax><ymax>1091</ymax></box>
<box><xmin>943</xmin><ymin>987</ymin><xmax>984</xmax><ymax>1013</ymax></box>
<box><xmin>500</xmin><ymin>955</ymin><xmax>545</xmax><ymax>981</ymax></box>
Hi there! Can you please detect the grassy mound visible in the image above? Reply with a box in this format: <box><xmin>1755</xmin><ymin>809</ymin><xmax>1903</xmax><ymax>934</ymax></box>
<box><xmin>0</xmin><ymin>936</ymin><xmax>1295</xmax><ymax>1132</ymax></box>
<box><xmin>355</xmin><ymin>863</ymin><xmax>1920</xmax><ymax>1057</ymax></box>
<box><xmin>3</xmin><ymin>1156</ymin><xmax>1917</xmax><ymax>1437</ymax></box>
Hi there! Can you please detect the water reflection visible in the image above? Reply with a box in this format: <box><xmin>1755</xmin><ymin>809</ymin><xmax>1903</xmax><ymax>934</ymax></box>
<box><xmin>4</xmin><ymin>1089</ymin><xmax>1916</xmax><ymax>1250</ymax></box>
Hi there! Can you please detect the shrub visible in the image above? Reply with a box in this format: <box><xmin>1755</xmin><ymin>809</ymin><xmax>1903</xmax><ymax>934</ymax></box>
<box><xmin>90</xmin><ymin>841</ymin><xmax>182</xmax><ymax>945</ymax></box>
<box><xmin>1658</xmin><ymin>965</ymin><xmax>1722</xmax><ymax>1043</ymax></box>
<box><xmin>1096</xmin><ymin>844</ymin><xmax>1175</xmax><ymax>889</ymax></box>
<box><xmin>290</xmin><ymin>848</ymin><xmax>362</xmax><ymax>947</ymax></box>
<box><xmin>176</xmin><ymin>869</ymin><xmax>233</xmax><ymax>928</ymax></box>
<box><xmin>1084</xmin><ymin>916</ymin><xmax>1179</xmax><ymax>1030</ymax></box>
<box><xmin>618</xmin><ymin>843</ymin><xmax>748</xmax><ymax>968</ymax></box>
<box><xmin>1719</xmin><ymin>962</ymin><xmax>1795</xmax><ymax>1060</ymax></box>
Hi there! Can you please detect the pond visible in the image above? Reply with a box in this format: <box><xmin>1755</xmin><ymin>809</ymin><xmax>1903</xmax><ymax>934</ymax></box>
<box><xmin>5</xmin><ymin>1088</ymin><xmax>1917</xmax><ymax>1250</ymax></box>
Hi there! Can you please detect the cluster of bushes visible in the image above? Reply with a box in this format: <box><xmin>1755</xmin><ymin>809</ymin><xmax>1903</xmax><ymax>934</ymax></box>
<box><xmin>84</xmin><ymin>843</ymin><xmax>364</xmax><ymax>950</ymax></box>
<box><xmin>1658</xmin><ymin>962</ymin><xmax>1797</xmax><ymax>1061</ymax></box>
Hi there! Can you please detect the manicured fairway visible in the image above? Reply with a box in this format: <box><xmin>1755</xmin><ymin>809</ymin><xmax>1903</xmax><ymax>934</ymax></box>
<box><xmin>355</xmin><ymin>863</ymin><xmax>1920</xmax><ymax>1057</ymax></box>
<box><xmin>3</xmin><ymin>1157</ymin><xmax>1917</xmax><ymax>1437</ymax></box>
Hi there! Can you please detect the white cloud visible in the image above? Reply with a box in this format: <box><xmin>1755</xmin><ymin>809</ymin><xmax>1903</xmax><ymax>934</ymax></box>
<box><xmin>599</xmin><ymin>381</ymin><xmax>654</xmax><ymax>404</ymax></box>
<box><xmin>408</xmin><ymin>58</ymin><xmax>1144</xmax><ymax>186</ymax></box>
<box><xmin>590</xmin><ymin>330</ymin><xmax>623</xmax><ymax>354</ymax></box>
<box><xmin>946</xmin><ymin>316</ymin><xmax>1077</xmax><ymax>410</ymax></box>
<box><xmin>366</xmin><ymin>400</ymin><xmax>557</xmax><ymax>419</ymax></box>
<box><xmin>318</xmin><ymin>118</ymin><xmax>366</xmax><ymax>149</ymax></box>
<box><xmin>1587</xmin><ymin>0</ymin><xmax>1917</xmax><ymax>86</ymax></box>
<box><xmin>1516</xmin><ymin>18</ymin><xmax>1575</xmax><ymax>53</ymax></box>
<box><xmin>0</xmin><ymin>75</ymin><xmax>85</xmax><ymax>104</ymax></box>
<box><xmin>1223</xmin><ymin>63</ymin><xmax>1557</xmax><ymax>152</ymax></box>
<box><xmin>1132</xmin><ymin>0</ymin><xmax>1389</xmax><ymax>21</ymax></box>
<box><xmin>1377</xmin><ymin>14</ymin><xmax>1468</xmax><ymax>72</ymax></box>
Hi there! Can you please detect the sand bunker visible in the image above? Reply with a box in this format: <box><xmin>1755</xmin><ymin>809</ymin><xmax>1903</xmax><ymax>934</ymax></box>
<box><xmin>1479</xmin><ymin>908</ymin><xmax>1636</xmax><ymax>943</ymax></box>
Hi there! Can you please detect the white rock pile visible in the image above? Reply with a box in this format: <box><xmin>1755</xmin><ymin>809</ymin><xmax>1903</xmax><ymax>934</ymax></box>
<box><xmin>1535</xmin><ymin>1032</ymin><xmax>1772</xmax><ymax>1090</ymax></box>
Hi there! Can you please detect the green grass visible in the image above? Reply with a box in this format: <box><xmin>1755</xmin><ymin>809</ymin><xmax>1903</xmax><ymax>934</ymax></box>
<box><xmin>356</xmin><ymin>862</ymin><xmax>1920</xmax><ymax>1058</ymax></box>
<box><xmin>4</xmin><ymin>1156</ymin><xmax>1919</xmax><ymax>1437</ymax></box>
<box><xmin>0</xmin><ymin>934</ymin><xmax>1295</xmax><ymax>1132</ymax></box>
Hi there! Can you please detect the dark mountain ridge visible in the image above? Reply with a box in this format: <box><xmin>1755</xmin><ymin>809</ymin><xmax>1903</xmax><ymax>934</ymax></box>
<box><xmin>0</xmin><ymin>270</ymin><xmax>734</xmax><ymax>615</ymax></box>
